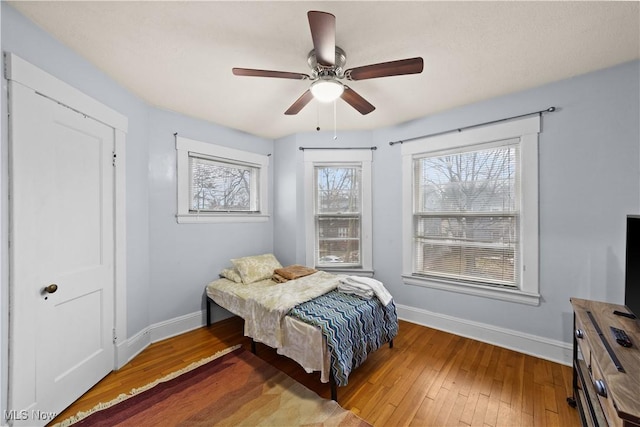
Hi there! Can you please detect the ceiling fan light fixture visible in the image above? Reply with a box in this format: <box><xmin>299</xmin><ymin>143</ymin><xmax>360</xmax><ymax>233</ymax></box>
<box><xmin>310</xmin><ymin>79</ymin><xmax>344</xmax><ymax>103</ymax></box>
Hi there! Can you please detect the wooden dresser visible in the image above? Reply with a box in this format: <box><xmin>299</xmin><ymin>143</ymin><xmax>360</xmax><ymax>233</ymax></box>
<box><xmin>569</xmin><ymin>298</ymin><xmax>640</xmax><ymax>427</ymax></box>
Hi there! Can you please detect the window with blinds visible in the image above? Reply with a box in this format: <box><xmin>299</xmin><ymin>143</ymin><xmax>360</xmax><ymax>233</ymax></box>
<box><xmin>315</xmin><ymin>165</ymin><xmax>362</xmax><ymax>267</ymax></box>
<box><xmin>189</xmin><ymin>155</ymin><xmax>260</xmax><ymax>213</ymax></box>
<box><xmin>412</xmin><ymin>139</ymin><xmax>520</xmax><ymax>288</ymax></box>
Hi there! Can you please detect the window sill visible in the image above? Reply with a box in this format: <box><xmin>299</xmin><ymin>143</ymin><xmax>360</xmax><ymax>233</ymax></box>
<box><xmin>402</xmin><ymin>274</ymin><xmax>540</xmax><ymax>306</ymax></box>
<box><xmin>176</xmin><ymin>213</ymin><xmax>270</xmax><ymax>224</ymax></box>
<box><xmin>318</xmin><ymin>268</ymin><xmax>374</xmax><ymax>278</ymax></box>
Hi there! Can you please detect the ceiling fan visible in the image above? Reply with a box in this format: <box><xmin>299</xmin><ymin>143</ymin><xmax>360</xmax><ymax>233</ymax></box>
<box><xmin>232</xmin><ymin>11</ymin><xmax>424</xmax><ymax>116</ymax></box>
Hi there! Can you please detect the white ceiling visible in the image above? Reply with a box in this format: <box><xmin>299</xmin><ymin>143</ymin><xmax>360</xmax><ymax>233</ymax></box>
<box><xmin>8</xmin><ymin>1</ymin><xmax>640</xmax><ymax>139</ymax></box>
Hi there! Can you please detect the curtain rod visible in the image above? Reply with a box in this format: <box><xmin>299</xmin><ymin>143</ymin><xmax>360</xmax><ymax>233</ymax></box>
<box><xmin>388</xmin><ymin>106</ymin><xmax>556</xmax><ymax>146</ymax></box>
<box><xmin>299</xmin><ymin>146</ymin><xmax>377</xmax><ymax>151</ymax></box>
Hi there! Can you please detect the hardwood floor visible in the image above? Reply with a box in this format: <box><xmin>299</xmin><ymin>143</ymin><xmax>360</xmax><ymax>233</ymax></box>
<box><xmin>50</xmin><ymin>317</ymin><xmax>580</xmax><ymax>426</ymax></box>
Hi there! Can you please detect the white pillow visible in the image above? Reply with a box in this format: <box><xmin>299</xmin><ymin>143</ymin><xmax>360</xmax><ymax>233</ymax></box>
<box><xmin>231</xmin><ymin>253</ymin><xmax>282</xmax><ymax>284</ymax></box>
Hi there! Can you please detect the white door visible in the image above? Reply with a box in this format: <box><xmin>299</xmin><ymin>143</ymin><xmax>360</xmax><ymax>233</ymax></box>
<box><xmin>9</xmin><ymin>81</ymin><xmax>115</xmax><ymax>424</ymax></box>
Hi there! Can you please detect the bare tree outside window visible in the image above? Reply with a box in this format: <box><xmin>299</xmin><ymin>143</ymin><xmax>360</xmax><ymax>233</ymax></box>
<box><xmin>414</xmin><ymin>143</ymin><xmax>519</xmax><ymax>286</ymax></box>
<box><xmin>190</xmin><ymin>156</ymin><xmax>258</xmax><ymax>212</ymax></box>
<box><xmin>315</xmin><ymin>166</ymin><xmax>362</xmax><ymax>266</ymax></box>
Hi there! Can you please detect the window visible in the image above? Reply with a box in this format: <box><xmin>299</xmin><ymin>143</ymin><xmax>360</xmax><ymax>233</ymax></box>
<box><xmin>190</xmin><ymin>156</ymin><xmax>259</xmax><ymax>212</ymax></box>
<box><xmin>176</xmin><ymin>136</ymin><xmax>269</xmax><ymax>223</ymax></box>
<box><xmin>316</xmin><ymin>165</ymin><xmax>362</xmax><ymax>267</ymax></box>
<box><xmin>304</xmin><ymin>150</ymin><xmax>372</xmax><ymax>273</ymax></box>
<box><xmin>413</xmin><ymin>141</ymin><xmax>519</xmax><ymax>286</ymax></box>
<box><xmin>401</xmin><ymin>116</ymin><xmax>540</xmax><ymax>305</ymax></box>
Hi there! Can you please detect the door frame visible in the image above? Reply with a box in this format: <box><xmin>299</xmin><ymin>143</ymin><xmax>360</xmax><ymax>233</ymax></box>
<box><xmin>5</xmin><ymin>52</ymin><xmax>128</xmax><ymax>410</ymax></box>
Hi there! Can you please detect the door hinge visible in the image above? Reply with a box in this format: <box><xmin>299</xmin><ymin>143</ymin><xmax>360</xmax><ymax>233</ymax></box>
<box><xmin>112</xmin><ymin>328</ymin><xmax>118</xmax><ymax>344</ymax></box>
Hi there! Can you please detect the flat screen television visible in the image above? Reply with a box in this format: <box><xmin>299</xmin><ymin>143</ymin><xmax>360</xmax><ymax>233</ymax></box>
<box><xmin>625</xmin><ymin>215</ymin><xmax>640</xmax><ymax>318</ymax></box>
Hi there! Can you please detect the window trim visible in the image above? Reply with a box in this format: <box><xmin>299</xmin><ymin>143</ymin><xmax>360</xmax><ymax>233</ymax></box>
<box><xmin>176</xmin><ymin>136</ymin><xmax>269</xmax><ymax>223</ymax></box>
<box><xmin>304</xmin><ymin>150</ymin><xmax>373</xmax><ymax>274</ymax></box>
<box><xmin>401</xmin><ymin>116</ymin><xmax>540</xmax><ymax>305</ymax></box>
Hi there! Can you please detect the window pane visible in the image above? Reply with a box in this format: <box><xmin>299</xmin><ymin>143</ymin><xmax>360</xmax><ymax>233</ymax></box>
<box><xmin>415</xmin><ymin>145</ymin><xmax>518</xmax><ymax>213</ymax></box>
<box><xmin>190</xmin><ymin>156</ymin><xmax>258</xmax><ymax>212</ymax></box>
<box><xmin>314</xmin><ymin>165</ymin><xmax>362</xmax><ymax>267</ymax></box>
<box><xmin>317</xmin><ymin>216</ymin><xmax>361</xmax><ymax>265</ymax></box>
<box><xmin>413</xmin><ymin>142</ymin><xmax>520</xmax><ymax>287</ymax></box>
<box><xmin>315</xmin><ymin>166</ymin><xmax>361</xmax><ymax>214</ymax></box>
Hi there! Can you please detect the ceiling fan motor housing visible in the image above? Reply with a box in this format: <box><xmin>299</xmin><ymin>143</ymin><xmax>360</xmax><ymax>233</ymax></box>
<box><xmin>307</xmin><ymin>46</ymin><xmax>347</xmax><ymax>79</ymax></box>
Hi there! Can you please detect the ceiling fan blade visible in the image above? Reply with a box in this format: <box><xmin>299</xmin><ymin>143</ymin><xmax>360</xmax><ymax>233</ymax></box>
<box><xmin>285</xmin><ymin>90</ymin><xmax>314</xmax><ymax>115</ymax></box>
<box><xmin>308</xmin><ymin>11</ymin><xmax>336</xmax><ymax>67</ymax></box>
<box><xmin>341</xmin><ymin>87</ymin><xmax>375</xmax><ymax>115</ymax></box>
<box><xmin>232</xmin><ymin>68</ymin><xmax>310</xmax><ymax>80</ymax></box>
<box><xmin>345</xmin><ymin>57</ymin><xmax>424</xmax><ymax>81</ymax></box>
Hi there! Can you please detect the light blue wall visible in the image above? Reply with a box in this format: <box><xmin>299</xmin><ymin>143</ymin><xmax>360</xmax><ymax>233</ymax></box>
<box><xmin>147</xmin><ymin>109</ymin><xmax>273</xmax><ymax>324</ymax></box>
<box><xmin>374</xmin><ymin>60</ymin><xmax>639</xmax><ymax>344</ymax></box>
<box><xmin>275</xmin><ymin>60</ymin><xmax>640</xmax><ymax>346</ymax></box>
<box><xmin>273</xmin><ymin>134</ymin><xmax>299</xmax><ymax>266</ymax></box>
<box><xmin>273</xmin><ymin>130</ymin><xmax>375</xmax><ymax>267</ymax></box>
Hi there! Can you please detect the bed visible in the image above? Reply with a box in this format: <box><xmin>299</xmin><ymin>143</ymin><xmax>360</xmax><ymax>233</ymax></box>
<box><xmin>204</xmin><ymin>253</ymin><xmax>398</xmax><ymax>400</ymax></box>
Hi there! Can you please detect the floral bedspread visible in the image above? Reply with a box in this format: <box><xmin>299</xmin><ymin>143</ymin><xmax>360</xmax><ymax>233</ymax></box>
<box><xmin>206</xmin><ymin>271</ymin><xmax>340</xmax><ymax>348</ymax></box>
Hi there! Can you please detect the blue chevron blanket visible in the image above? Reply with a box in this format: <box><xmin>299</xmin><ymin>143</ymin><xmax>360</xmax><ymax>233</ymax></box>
<box><xmin>288</xmin><ymin>290</ymin><xmax>398</xmax><ymax>387</ymax></box>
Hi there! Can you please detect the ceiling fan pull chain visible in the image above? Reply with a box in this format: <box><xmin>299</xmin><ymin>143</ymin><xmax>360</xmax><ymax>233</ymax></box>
<box><xmin>333</xmin><ymin>99</ymin><xmax>338</xmax><ymax>140</ymax></box>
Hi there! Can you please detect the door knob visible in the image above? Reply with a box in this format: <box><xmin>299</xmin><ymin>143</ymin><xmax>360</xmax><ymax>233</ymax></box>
<box><xmin>44</xmin><ymin>284</ymin><xmax>58</xmax><ymax>294</ymax></box>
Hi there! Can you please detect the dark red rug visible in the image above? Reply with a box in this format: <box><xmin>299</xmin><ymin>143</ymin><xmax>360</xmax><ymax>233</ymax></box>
<box><xmin>55</xmin><ymin>345</ymin><xmax>370</xmax><ymax>426</ymax></box>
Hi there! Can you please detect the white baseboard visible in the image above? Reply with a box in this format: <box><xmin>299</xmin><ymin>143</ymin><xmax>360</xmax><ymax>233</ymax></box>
<box><xmin>115</xmin><ymin>305</ymin><xmax>573</xmax><ymax>370</ymax></box>
<box><xmin>115</xmin><ymin>311</ymin><xmax>205</xmax><ymax>369</ymax></box>
<box><xmin>115</xmin><ymin>326</ymin><xmax>151</xmax><ymax>369</ymax></box>
<box><xmin>149</xmin><ymin>310</ymin><xmax>205</xmax><ymax>343</ymax></box>
<box><xmin>396</xmin><ymin>304</ymin><xmax>573</xmax><ymax>366</ymax></box>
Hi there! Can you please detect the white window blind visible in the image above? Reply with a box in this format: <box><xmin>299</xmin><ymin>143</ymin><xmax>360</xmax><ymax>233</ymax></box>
<box><xmin>413</xmin><ymin>139</ymin><xmax>520</xmax><ymax>287</ymax></box>
<box><xmin>315</xmin><ymin>165</ymin><xmax>362</xmax><ymax>267</ymax></box>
